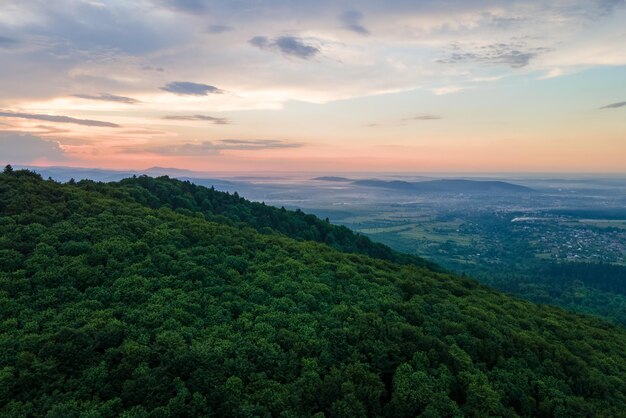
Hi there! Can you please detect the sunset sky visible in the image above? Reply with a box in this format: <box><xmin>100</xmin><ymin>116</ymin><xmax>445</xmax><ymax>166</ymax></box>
<box><xmin>1</xmin><ymin>0</ymin><xmax>625</xmax><ymax>172</ymax></box>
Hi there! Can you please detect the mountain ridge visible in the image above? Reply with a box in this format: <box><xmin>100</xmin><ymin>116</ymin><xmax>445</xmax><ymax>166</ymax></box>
<box><xmin>353</xmin><ymin>179</ymin><xmax>534</xmax><ymax>193</ymax></box>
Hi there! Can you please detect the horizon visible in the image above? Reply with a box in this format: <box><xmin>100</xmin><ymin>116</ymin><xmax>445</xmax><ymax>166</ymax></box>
<box><xmin>1</xmin><ymin>1</ymin><xmax>626</xmax><ymax>172</ymax></box>
<box><xmin>14</xmin><ymin>163</ymin><xmax>626</xmax><ymax>180</ymax></box>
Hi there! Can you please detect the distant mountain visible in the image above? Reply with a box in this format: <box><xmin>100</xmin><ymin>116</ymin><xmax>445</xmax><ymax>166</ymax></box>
<box><xmin>19</xmin><ymin>166</ymin><xmax>234</xmax><ymax>190</ymax></box>
<box><xmin>353</xmin><ymin>178</ymin><xmax>534</xmax><ymax>193</ymax></box>
<box><xmin>354</xmin><ymin>179</ymin><xmax>417</xmax><ymax>191</ymax></box>
<box><xmin>17</xmin><ymin>165</ymin><xmax>139</xmax><ymax>183</ymax></box>
<box><xmin>312</xmin><ymin>176</ymin><xmax>352</xmax><ymax>182</ymax></box>
<box><xmin>143</xmin><ymin>166</ymin><xmax>208</xmax><ymax>178</ymax></box>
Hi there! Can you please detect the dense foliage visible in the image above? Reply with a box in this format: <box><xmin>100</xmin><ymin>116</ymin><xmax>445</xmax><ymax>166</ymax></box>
<box><xmin>2</xmin><ymin>169</ymin><xmax>626</xmax><ymax>417</ymax></box>
<box><xmin>367</xmin><ymin>208</ymin><xmax>626</xmax><ymax>327</ymax></box>
<box><xmin>470</xmin><ymin>261</ymin><xmax>626</xmax><ymax>327</ymax></box>
<box><xmin>109</xmin><ymin>175</ymin><xmax>437</xmax><ymax>271</ymax></box>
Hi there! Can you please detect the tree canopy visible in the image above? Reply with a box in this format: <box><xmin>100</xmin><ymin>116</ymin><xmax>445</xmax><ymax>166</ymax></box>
<box><xmin>1</xmin><ymin>170</ymin><xmax>626</xmax><ymax>417</ymax></box>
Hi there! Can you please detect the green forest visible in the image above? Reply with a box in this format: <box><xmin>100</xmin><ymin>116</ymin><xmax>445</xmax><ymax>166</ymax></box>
<box><xmin>461</xmin><ymin>260</ymin><xmax>626</xmax><ymax>328</ymax></box>
<box><xmin>2</xmin><ymin>168</ymin><xmax>626</xmax><ymax>417</ymax></box>
<box><xmin>362</xmin><ymin>209</ymin><xmax>626</xmax><ymax>328</ymax></box>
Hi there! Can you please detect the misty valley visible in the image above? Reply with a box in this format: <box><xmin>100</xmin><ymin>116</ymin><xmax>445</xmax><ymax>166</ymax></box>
<box><xmin>248</xmin><ymin>174</ymin><xmax>626</xmax><ymax>326</ymax></box>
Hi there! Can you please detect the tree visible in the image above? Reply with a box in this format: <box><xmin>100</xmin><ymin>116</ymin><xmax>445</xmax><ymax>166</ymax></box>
<box><xmin>3</xmin><ymin>164</ymin><xmax>13</xmax><ymax>175</ymax></box>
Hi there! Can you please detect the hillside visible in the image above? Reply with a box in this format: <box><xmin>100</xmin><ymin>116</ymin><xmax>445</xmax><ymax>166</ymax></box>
<box><xmin>1</xmin><ymin>169</ymin><xmax>626</xmax><ymax>417</ymax></box>
<box><xmin>353</xmin><ymin>179</ymin><xmax>534</xmax><ymax>193</ymax></box>
<box><xmin>101</xmin><ymin>175</ymin><xmax>437</xmax><ymax>271</ymax></box>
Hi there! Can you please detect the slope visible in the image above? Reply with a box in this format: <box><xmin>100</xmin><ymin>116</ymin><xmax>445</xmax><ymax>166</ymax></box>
<box><xmin>93</xmin><ymin>175</ymin><xmax>438</xmax><ymax>270</ymax></box>
<box><xmin>1</xmin><ymin>170</ymin><xmax>626</xmax><ymax>417</ymax></box>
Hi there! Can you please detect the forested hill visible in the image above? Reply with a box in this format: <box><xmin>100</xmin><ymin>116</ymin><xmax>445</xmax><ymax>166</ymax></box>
<box><xmin>2</xmin><ymin>169</ymin><xmax>626</xmax><ymax>417</ymax></box>
<box><xmin>352</xmin><ymin>179</ymin><xmax>534</xmax><ymax>193</ymax></box>
<box><xmin>91</xmin><ymin>175</ymin><xmax>438</xmax><ymax>271</ymax></box>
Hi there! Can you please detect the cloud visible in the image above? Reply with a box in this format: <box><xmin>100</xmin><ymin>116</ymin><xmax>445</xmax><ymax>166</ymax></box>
<box><xmin>160</xmin><ymin>81</ymin><xmax>223</xmax><ymax>95</ymax></box>
<box><xmin>439</xmin><ymin>43</ymin><xmax>546</xmax><ymax>69</ymax></box>
<box><xmin>538</xmin><ymin>68</ymin><xmax>564</xmax><ymax>79</ymax></box>
<box><xmin>481</xmin><ymin>13</ymin><xmax>526</xmax><ymax>29</ymax></box>
<box><xmin>72</xmin><ymin>93</ymin><xmax>140</xmax><ymax>104</ymax></box>
<box><xmin>144</xmin><ymin>139</ymin><xmax>303</xmax><ymax>155</ymax></box>
<box><xmin>207</xmin><ymin>24</ymin><xmax>234</xmax><ymax>34</ymax></box>
<box><xmin>34</xmin><ymin>125</ymin><xmax>72</xmax><ymax>135</ymax></box>
<box><xmin>10</xmin><ymin>2</ymin><xmax>185</xmax><ymax>56</ymax></box>
<box><xmin>403</xmin><ymin>115</ymin><xmax>442</xmax><ymax>121</ymax></box>
<box><xmin>0</xmin><ymin>110</ymin><xmax>120</xmax><ymax>127</ymax></box>
<box><xmin>249</xmin><ymin>35</ymin><xmax>320</xmax><ymax>59</ymax></box>
<box><xmin>0</xmin><ymin>132</ymin><xmax>67</xmax><ymax>163</ymax></box>
<box><xmin>600</xmin><ymin>101</ymin><xmax>626</xmax><ymax>109</ymax></box>
<box><xmin>162</xmin><ymin>115</ymin><xmax>231</xmax><ymax>124</ymax></box>
<box><xmin>340</xmin><ymin>10</ymin><xmax>370</xmax><ymax>36</ymax></box>
<box><xmin>141</xmin><ymin>65</ymin><xmax>165</xmax><ymax>72</ymax></box>
<box><xmin>0</xmin><ymin>36</ymin><xmax>18</xmax><ymax>48</ymax></box>
<box><xmin>154</xmin><ymin>0</ymin><xmax>207</xmax><ymax>13</ymax></box>
<box><xmin>219</xmin><ymin>139</ymin><xmax>299</xmax><ymax>148</ymax></box>
<box><xmin>431</xmin><ymin>86</ymin><xmax>466</xmax><ymax>95</ymax></box>
<box><xmin>596</xmin><ymin>0</ymin><xmax>625</xmax><ymax>15</ymax></box>
<box><xmin>3</xmin><ymin>1</ymin><xmax>626</xmax><ymax>118</ymax></box>
<box><xmin>369</xmin><ymin>114</ymin><xmax>441</xmax><ymax>127</ymax></box>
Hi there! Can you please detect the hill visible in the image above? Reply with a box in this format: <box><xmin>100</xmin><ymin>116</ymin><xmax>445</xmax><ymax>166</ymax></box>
<box><xmin>16</xmin><ymin>165</ymin><xmax>140</xmax><ymax>183</ymax></box>
<box><xmin>312</xmin><ymin>177</ymin><xmax>352</xmax><ymax>182</ymax></box>
<box><xmin>143</xmin><ymin>167</ymin><xmax>209</xmax><ymax>178</ymax></box>
<box><xmin>109</xmin><ymin>175</ymin><xmax>437</xmax><ymax>270</ymax></box>
<box><xmin>353</xmin><ymin>179</ymin><xmax>534</xmax><ymax>193</ymax></box>
<box><xmin>1</xmin><ymin>169</ymin><xmax>626</xmax><ymax>417</ymax></box>
<box><xmin>18</xmin><ymin>166</ymin><xmax>236</xmax><ymax>190</ymax></box>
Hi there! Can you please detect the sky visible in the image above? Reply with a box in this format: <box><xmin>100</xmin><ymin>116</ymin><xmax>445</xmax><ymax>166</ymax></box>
<box><xmin>0</xmin><ymin>0</ymin><xmax>625</xmax><ymax>173</ymax></box>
